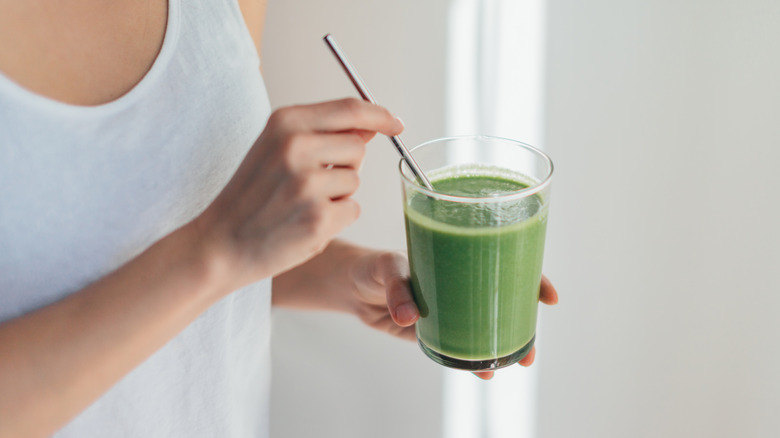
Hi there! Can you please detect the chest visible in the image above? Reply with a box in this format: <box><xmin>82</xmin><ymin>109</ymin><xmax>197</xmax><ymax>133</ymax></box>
<box><xmin>0</xmin><ymin>0</ymin><xmax>262</xmax><ymax>106</ymax></box>
<box><xmin>0</xmin><ymin>0</ymin><xmax>270</xmax><ymax>320</ymax></box>
<box><xmin>0</xmin><ymin>0</ymin><xmax>168</xmax><ymax>106</ymax></box>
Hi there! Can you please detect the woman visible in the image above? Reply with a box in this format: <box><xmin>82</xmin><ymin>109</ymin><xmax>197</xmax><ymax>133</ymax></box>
<box><xmin>0</xmin><ymin>0</ymin><xmax>558</xmax><ymax>436</ymax></box>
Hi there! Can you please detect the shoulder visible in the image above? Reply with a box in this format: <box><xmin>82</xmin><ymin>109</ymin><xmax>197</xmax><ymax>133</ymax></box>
<box><xmin>236</xmin><ymin>0</ymin><xmax>267</xmax><ymax>59</ymax></box>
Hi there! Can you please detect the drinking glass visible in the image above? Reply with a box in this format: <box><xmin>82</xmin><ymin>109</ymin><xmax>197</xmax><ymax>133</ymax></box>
<box><xmin>399</xmin><ymin>135</ymin><xmax>553</xmax><ymax>371</ymax></box>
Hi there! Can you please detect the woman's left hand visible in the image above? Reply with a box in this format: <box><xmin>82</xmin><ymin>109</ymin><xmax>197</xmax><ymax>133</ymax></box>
<box><xmin>349</xmin><ymin>250</ymin><xmax>419</xmax><ymax>342</ymax></box>
<box><xmin>349</xmin><ymin>250</ymin><xmax>559</xmax><ymax>380</ymax></box>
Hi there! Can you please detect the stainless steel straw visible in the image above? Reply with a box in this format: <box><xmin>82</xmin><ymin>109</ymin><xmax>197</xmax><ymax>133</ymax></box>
<box><xmin>323</xmin><ymin>34</ymin><xmax>434</xmax><ymax>191</ymax></box>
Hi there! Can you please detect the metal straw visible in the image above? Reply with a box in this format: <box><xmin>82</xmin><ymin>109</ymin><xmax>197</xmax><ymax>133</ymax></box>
<box><xmin>323</xmin><ymin>34</ymin><xmax>434</xmax><ymax>190</ymax></box>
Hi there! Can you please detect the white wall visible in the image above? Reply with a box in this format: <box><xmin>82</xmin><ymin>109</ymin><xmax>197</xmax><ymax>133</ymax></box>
<box><xmin>262</xmin><ymin>1</ymin><xmax>448</xmax><ymax>437</ymax></box>
<box><xmin>540</xmin><ymin>0</ymin><xmax>780</xmax><ymax>437</ymax></box>
<box><xmin>264</xmin><ymin>0</ymin><xmax>780</xmax><ymax>437</ymax></box>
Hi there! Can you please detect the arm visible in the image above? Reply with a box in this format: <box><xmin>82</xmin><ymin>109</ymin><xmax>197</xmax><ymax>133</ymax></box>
<box><xmin>0</xmin><ymin>99</ymin><xmax>403</xmax><ymax>438</ymax></box>
<box><xmin>0</xmin><ymin>224</ymin><xmax>223</xmax><ymax>438</ymax></box>
<box><xmin>272</xmin><ymin>239</ymin><xmax>419</xmax><ymax>340</ymax></box>
<box><xmin>273</xmin><ymin>239</ymin><xmax>559</xmax><ymax>379</ymax></box>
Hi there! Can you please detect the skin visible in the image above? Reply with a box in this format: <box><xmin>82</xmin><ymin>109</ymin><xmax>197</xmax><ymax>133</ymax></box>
<box><xmin>0</xmin><ymin>1</ymin><xmax>558</xmax><ymax>436</ymax></box>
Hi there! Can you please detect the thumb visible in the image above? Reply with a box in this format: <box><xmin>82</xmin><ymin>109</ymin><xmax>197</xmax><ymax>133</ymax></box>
<box><xmin>373</xmin><ymin>252</ymin><xmax>419</xmax><ymax>327</ymax></box>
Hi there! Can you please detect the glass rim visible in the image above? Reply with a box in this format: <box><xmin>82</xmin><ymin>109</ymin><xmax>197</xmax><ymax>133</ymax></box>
<box><xmin>398</xmin><ymin>135</ymin><xmax>554</xmax><ymax>203</ymax></box>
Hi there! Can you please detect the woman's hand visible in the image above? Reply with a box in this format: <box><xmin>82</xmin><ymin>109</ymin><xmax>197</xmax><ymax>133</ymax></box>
<box><xmin>194</xmin><ymin>98</ymin><xmax>403</xmax><ymax>293</ymax></box>
<box><xmin>349</xmin><ymin>250</ymin><xmax>559</xmax><ymax>380</ymax></box>
<box><xmin>0</xmin><ymin>99</ymin><xmax>403</xmax><ymax>437</ymax></box>
<box><xmin>350</xmin><ymin>251</ymin><xmax>420</xmax><ymax>341</ymax></box>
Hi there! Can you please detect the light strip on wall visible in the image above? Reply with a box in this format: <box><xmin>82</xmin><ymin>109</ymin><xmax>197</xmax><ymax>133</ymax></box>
<box><xmin>443</xmin><ymin>0</ymin><xmax>547</xmax><ymax>437</ymax></box>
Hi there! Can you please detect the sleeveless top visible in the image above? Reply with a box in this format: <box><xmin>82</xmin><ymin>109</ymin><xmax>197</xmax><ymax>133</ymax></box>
<box><xmin>0</xmin><ymin>0</ymin><xmax>273</xmax><ymax>436</ymax></box>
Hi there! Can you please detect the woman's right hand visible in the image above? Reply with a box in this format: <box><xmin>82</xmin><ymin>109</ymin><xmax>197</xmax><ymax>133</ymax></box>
<box><xmin>193</xmin><ymin>98</ymin><xmax>404</xmax><ymax>292</ymax></box>
<box><xmin>0</xmin><ymin>100</ymin><xmax>403</xmax><ymax>438</ymax></box>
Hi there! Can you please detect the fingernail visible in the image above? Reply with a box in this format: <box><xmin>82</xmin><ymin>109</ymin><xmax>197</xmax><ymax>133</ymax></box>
<box><xmin>395</xmin><ymin>302</ymin><xmax>417</xmax><ymax>324</ymax></box>
<box><xmin>394</xmin><ymin>116</ymin><xmax>405</xmax><ymax>130</ymax></box>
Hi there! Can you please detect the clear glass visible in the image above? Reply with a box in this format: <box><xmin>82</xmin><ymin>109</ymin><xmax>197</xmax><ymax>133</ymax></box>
<box><xmin>399</xmin><ymin>136</ymin><xmax>553</xmax><ymax>371</ymax></box>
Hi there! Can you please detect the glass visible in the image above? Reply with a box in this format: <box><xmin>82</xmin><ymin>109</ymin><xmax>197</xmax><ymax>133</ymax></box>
<box><xmin>399</xmin><ymin>136</ymin><xmax>553</xmax><ymax>371</ymax></box>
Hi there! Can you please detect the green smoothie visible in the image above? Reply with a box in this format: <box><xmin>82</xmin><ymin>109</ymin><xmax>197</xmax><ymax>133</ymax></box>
<box><xmin>403</xmin><ymin>166</ymin><xmax>548</xmax><ymax>365</ymax></box>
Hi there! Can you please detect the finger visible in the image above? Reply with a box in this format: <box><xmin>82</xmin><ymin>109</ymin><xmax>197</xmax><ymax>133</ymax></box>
<box><xmin>473</xmin><ymin>371</ymin><xmax>494</xmax><ymax>380</ymax></box>
<box><xmin>315</xmin><ymin>133</ymin><xmax>367</xmax><ymax>168</ymax></box>
<box><xmin>398</xmin><ymin>326</ymin><xmax>417</xmax><ymax>342</ymax></box>
<box><xmin>300</xmin><ymin>98</ymin><xmax>404</xmax><ymax>137</ymax></box>
<box><xmin>373</xmin><ymin>252</ymin><xmax>418</xmax><ymax>327</ymax></box>
<box><xmin>387</xmin><ymin>277</ymin><xmax>419</xmax><ymax>327</ymax></box>
<box><xmin>539</xmin><ymin>275</ymin><xmax>558</xmax><ymax>305</ymax></box>
<box><xmin>378</xmin><ymin>312</ymin><xmax>418</xmax><ymax>341</ymax></box>
<box><xmin>518</xmin><ymin>346</ymin><xmax>536</xmax><ymax>367</ymax></box>
<box><xmin>356</xmin><ymin>304</ymin><xmax>418</xmax><ymax>341</ymax></box>
<box><xmin>316</xmin><ymin>168</ymin><xmax>360</xmax><ymax>200</ymax></box>
<box><xmin>346</xmin><ymin>129</ymin><xmax>378</xmax><ymax>144</ymax></box>
<box><xmin>321</xmin><ymin>198</ymin><xmax>361</xmax><ymax>237</ymax></box>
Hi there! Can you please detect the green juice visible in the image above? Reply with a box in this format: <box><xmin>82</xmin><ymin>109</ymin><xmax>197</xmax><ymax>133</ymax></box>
<box><xmin>403</xmin><ymin>167</ymin><xmax>548</xmax><ymax>367</ymax></box>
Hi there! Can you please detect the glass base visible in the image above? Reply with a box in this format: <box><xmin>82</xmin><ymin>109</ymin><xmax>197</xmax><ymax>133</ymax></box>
<box><xmin>418</xmin><ymin>335</ymin><xmax>535</xmax><ymax>371</ymax></box>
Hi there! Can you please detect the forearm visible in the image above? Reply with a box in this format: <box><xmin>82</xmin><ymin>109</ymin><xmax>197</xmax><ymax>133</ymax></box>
<box><xmin>272</xmin><ymin>239</ymin><xmax>371</xmax><ymax>313</ymax></box>
<box><xmin>0</xmin><ymin>223</ymin><xmax>227</xmax><ymax>438</ymax></box>
<box><xmin>0</xmin><ymin>98</ymin><xmax>403</xmax><ymax>437</ymax></box>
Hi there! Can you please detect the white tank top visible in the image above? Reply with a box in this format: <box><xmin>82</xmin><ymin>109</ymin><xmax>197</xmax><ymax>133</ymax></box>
<box><xmin>0</xmin><ymin>0</ymin><xmax>273</xmax><ymax>436</ymax></box>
